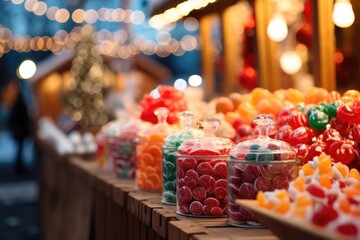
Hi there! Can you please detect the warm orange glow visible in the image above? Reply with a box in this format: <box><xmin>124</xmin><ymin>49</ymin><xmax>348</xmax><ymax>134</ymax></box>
<box><xmin>334</xmin><ymin>51</ymin><xmax>344</xmax><ymax>64</ymax></box>
<box><xmin>55</xmin><ymin>8</ymin><xmax>70</xmax><ymax>23</ymax></box>
<box><xmin>24</xmin><ymin>0</ymin><xmax>36</xmax><ymax>12</ymax></box>
<box><xmin>72</xmin><ymin>9</ymin><xmax>85</xmax><ymax>23</ymax></box>
<box><xmin>33</xmin><ymin>2</ymin><xmax>47</xmax><ymax>16</ymax></box>
<box><xmin>37</xmin><ymin>37</ymin><xmax>45</xmax><ymax>50</ymax></box>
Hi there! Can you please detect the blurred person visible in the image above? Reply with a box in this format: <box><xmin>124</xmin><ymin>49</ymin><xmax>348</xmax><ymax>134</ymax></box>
<box><xmin>0</xmin><ymin>79</ymin><xmax>32</xmax><ymax>173</ymax></box>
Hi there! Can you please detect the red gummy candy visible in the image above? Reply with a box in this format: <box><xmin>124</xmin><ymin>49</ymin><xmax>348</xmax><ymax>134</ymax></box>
<box><xmin>337</xmin><ymin>104</ymin><xmax>356</xmax><ymax>124</ymax></box>
<box><xmin>306</xmin><ymin>184</ymin><xmax>325</xmax><ymax>198</ymax></box>
<box><xmin>293</xmin><ymin>144</ymin><xmax>310</xmax><ymax>164</ymax></box>
<box><xmin>190</xmin><ymin>201</ymin><xmax>204</xmax><ymax>215</ymax></box>
<box><xmin>328</xmin><ymin>140</ymin><xmax>355</xmax><ymax>165</ymax></box>
<box><xmin>181</xmin><ymin>158</ymin><xmax>198</xmax><ymax>170</ymax></box>
<box><xmin>210</xmin><ymin>207</ymin><xmax>223</xmax><ymax>216</ymax></box>
<box><xmin>215</xmin><ymin>187</ymin><xmax>227</xmax><ymax>200</ymax></box>
<box><xmin>213</xmin><ymin>162</ymin><xmax>227</xmax><ymax>178</ymax></box>
<box><xmin>243</xmin><ymin>165</ymin><xmax>260</xmax><ymax>183</ymax></box>
<box><xmin>178</xmin><ymin>186</ymin><xmax>193</xmax><ymax>204</ymax></box>
<box><xmin>254</xmin><ymin>176</ymin><xmax>273</xmax><ymax>192</ymax></box>
<box><xmin>259</xmin><ymin>165</ymin><xmax>274</xmax><ymax>180</ymax></box>
<box><xmin>198</xmin><ymin>175</ymin><xmax>216</xmax><ymax>195</ymax></box>
<box><xmin>192</xmin><ymin>187</ymin><xmax>206</xmax><ymax>201</ymax></box>
<box><xmin>179</xmin><ymin>204</ymin><xmax>190</xmax><ymax>214</ymax></box>
<box><xmin>238</xmin><ymin>183</ymin><xmax>256</xmax><ymax>199</ymax></box>
<box><xmin>177</xmin><ymin>168</ymin><xmax>185</xmax><ymax>179</ymax></box>
<box><xmin>311</xmin><ymin>205</ymin><xmax>338</xmax><ymax>227</ymax></box>
<box><xmin>216</xmin><ymin>179</ymin><xmax>227</xmax><ymax>189</ymax></box>
<box><xmin>272</xmin><ymin>175</ymin><xmax>290</xmax><ymax>190</ymax></box>
<box><xmin>204</xmin><ymin>197</ymin><xmax>220</xmax><ymax>215</ymax></box>
<box><xmin>239</xmin><ymin>206</ymin><xmax>255</xmax><ymax>221</ymax></box>
<box><xmin>197</xmin><ymin>162</ymin><xmax>214</xmax><ymax>176</ymax></box>
<box><xmin>337</xmin><ymin>223</ymin><xmax>359</xmax><ymax>237</ymax></box>
<box><xmin>288</xmin><ymin>126</ymin><xmax>316</xmax><ymax>146</ymax></box>
<box><xmin>184</xmin><ymin>170</ymin><xmax>199</xmax><ymax>188</ymax></box>
<box><xmin>289</xmin><ymin>111</ymin><xmax>309</xmax><ymax>129</ymax></box>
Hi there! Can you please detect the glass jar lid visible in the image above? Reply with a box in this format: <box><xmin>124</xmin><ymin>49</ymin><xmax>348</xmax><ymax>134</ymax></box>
<box><xmin>178</xmin><ymin>117</ymin><xmax>235</xmax><ymax>156</ymax></box>
<box><xmin>138</xmin><ymin>107</ymin><xmax>172</xmax><ymax>142</ymax></box>
<box><xmin>230</xmin><ymin>114</ymin><xmax>296</xmax><ymax>162</ymax></box>
<box><xmin>164</xmin><ymin>111</ymin><xmax>204</xmax><ymax>148</ymax></box>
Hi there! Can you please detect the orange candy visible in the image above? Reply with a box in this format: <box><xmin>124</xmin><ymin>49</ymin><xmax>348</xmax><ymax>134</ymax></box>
<box><xmin>292</xmin><ymin>176</ymin><xmax>306</xmax><ymax>192</ymax></box>
<box><xmin>334</xmin><ymin>163</ymin><xmax>349</xmax><ymax>178</ymax></box>
<box><xmin>302</xmin><ymin>163</ymin><xmax>315</xmax><ymax>176</ymax></box>
<box><xmin>348</xmin><ymin>169</ymin><xmax>360</xmax><ymax>181</ymax></box>
<box><xmin>136</xmin><ymin>142</ymin><xmax>163</xmax><ymax>191</ymax></box>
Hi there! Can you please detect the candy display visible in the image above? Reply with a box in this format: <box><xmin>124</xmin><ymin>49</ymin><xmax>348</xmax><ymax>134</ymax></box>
<box><xmin>140</xmin><ymin>85</ymin><xmax>187</xmax><ymax>124</ymax></box>
<box><xmin>276</xmin><ymin>98</ymin><xmax>360</xmax><ymax>169</ymax></box>
<box><xmin>135</xmin><ymin>107</ymin><xmax>172</xmax><ymax>191</ymax></box>
<box><xmin>162</xmin><ymin>111</ymin><xmax>204</xmax><ymax>205</ymax></box>
<box><xmin>228</xmin><ymin>114</ymin><xmax>300</xmax><ymax>227</ymax></box>
<box><xmin>176</xmin><ymin>118</ymin><xmax>234</xmax><ymax>217</ymax></box>
<box><xmin>257</xmin><ymin>152</ymin><xmax>360</xmax><ymax>239</ymax></box>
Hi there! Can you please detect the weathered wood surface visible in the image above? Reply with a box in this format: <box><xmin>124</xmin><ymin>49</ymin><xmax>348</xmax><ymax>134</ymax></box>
<box><xmin>38</xmin><ymin>140</ymin><xmax>277</xmax><ymax>240</ymax></box>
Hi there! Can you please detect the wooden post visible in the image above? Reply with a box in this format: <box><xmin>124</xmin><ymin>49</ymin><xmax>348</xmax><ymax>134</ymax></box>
<box><xmin>312</xmin><ymin>0</ymin><xmax>336</xmax><ymax>90</ymax></box>
<box><xmin>200</xmin><ymin>14</ymin><xmax>216</xmax><ymax>98</ymax></box>
<box><xmin>254</xmin><ymin>0</ymin><xmax>281</xmax><ymax>91</ymax></box>
<box><xmin>221</xmin><ymin>4</ymin><xmax>241</xmax><ymax>95</ymax></box>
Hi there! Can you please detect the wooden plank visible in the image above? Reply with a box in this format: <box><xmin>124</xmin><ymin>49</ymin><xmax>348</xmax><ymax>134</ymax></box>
<box><xmin>312</xmin><ymin>0</ymin><xmax>335</xmax><ymax>90</ymax></box>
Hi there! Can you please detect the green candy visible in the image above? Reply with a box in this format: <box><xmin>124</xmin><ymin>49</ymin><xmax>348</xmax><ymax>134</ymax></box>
<box><xmin>308</xmin><ymin>110</ymin><xmax>329</xmax><ymax>130</ymax></box>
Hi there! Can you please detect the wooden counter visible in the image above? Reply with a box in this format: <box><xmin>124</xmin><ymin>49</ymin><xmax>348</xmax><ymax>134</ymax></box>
<box><xmin>38</xmin><ymin>141</ymin><xmax>278</xmax><ymax>240</ymax></box>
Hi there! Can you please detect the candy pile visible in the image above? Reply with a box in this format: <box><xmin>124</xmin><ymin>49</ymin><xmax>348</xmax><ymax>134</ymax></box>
<box><xmin>276</xmin><ymin>92</ymin><xmax>360</xmax><ymax>168</ymax></box>
<box><xmin>257</xmin><ymin>153</ymin><xmax>360</xmax><ymax>239</ymax></box>
<box><xmin>140</xmin><ymin>86</ymin><xmax>187</xmax><ymax>124</ymax></box>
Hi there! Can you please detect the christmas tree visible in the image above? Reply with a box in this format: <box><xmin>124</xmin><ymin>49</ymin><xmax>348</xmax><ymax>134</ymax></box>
<box><xmin>64</xmin><ymin>26</ymin><xmax>109</xmax><ymax>128</ymax></box>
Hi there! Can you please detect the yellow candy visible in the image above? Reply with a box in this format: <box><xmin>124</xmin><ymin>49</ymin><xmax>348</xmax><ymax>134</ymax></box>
<box><xmin>274</xmin><ymin>200</ymin><xmax>290</xmax><ymax>215</ymax></box>
<box><xmin>295</xmin><ymin>195</ymin><xmax>313</xmax><ymax>208</ymax></box>
<box><xmin>348</xmin><ymin>169</ymin><xmax>360</xmax><ymax>181</ymax></box>
<box><xmin>319</xmin><ymin>175</ymin><xmax>332</xmax><ymax>189</ymax></box>
<box><xmin>317</xmin><ymin>156</ymin><xmax>332</xmax><ymax>175</ymax></box>
<box><xmin>292</xmin><ymin>176</ymin><xmax>306</xmax><ymax>192</ymax></box>
<box><xmin>302</xmin><ymin>163</ymin><xmax>315</xmax><ymax>176</ymax></box>
<box><xmin>334</xmin><ymin>163</ymin><xmax>349</xmax><ymax>178</ymax></box>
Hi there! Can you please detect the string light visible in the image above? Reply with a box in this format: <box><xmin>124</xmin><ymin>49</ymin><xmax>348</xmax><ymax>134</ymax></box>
<box><xmin>150</xmin><ymin>0</ymin><xmax>217</xmax><ymax>29</ymax></box>
<box><xmin>13</xmin><ymin>0</ymin><xmax>152</xmax><ymax>27</ymax></box>
<box><xmin>0</xmin><ymin>25</ymin><xmax>200</xmax><ymax>59</ymax></box>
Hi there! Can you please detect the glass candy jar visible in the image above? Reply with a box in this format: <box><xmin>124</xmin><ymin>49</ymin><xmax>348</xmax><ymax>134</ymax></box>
<box><xmin>176</xmin><ymin>118</ymin><xmax>234</xmax><ymax>217</ymax></box>
<box><xmin>111</xmin><ymin>120</ymin><xmax>148</xmax><ymax>178</ymax></box>
<box><xmin>162</xmin><ymin>111</ymin><xmax>204</xmax><ymax>205</ymax></box>
<box><xmin>227</xmin><ymin>114</ymin><xmax>300</xmax><ymax>227</ymax></box>
<box><xmin>135</xmin><ymin>107</ymin><xmax>171</xmax><ymax>191</ymax></box>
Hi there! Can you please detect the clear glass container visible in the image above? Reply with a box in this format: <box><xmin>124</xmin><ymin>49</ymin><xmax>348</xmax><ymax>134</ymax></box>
<box><xmin>135</xmin><ymin>107</ymin><xmax>171</xmax><ymax>191</ymax></box>
<box><xmin>227</xmin><ymin>114</ymin><xmax>300</xmax><ymax>227</ymax></box>
<box><xmin>176</xmin><ymin>118</ymin><xmax>234</xmax><ymax>217</ymax></box>
<box><xmin>111</xmin><ymin>121</ymin><xmax>145</xmax><ymax>178</ymax></box>
<box><xmin>162</xmin><ymin>111</ymin><xmax>204</xmax><ymax>205</ymax></box>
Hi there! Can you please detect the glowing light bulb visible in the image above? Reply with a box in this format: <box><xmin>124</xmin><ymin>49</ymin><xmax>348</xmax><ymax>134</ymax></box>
<box><xmin>267</xmin><ymin>14</ymin><xmax>288</xmax><ymax>42</ymax></box>
<box><xmin>188</xmin><ymin>75</ymin><xmax>202</xmax><ymax>87</ymax></box>
<box><xmin>18</xmin><ymin>60</ymin><xmax>36</xmax><ymax>79</ymax></box>
<box><xmin>174</xmin><ymin>78</ymin><xmax>187</xmax><ymax>90</ymax></box>
<box><xmin>279</xmin><ymin>51</ymin><xmax>302</xmax><ymax>75</ymax></box>
<box><xmin>332</xmin><ymin>0</ymin><xmax>355</xmax><ymax>28</ymax></box>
